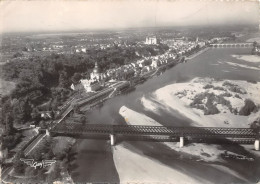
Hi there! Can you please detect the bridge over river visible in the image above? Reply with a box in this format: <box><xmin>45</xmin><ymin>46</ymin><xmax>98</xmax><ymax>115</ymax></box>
<box><xmin>46</xmin><ymin>123</ymin><xmax>260</xmax><ymax>150</ymax></box>
<box><xmin>210</xmin><ymin>42</ymin><xmax>253</xmax><ymax>48</ymax></box>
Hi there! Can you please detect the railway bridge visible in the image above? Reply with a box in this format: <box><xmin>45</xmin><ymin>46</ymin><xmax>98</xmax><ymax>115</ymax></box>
<box><xmin>210</xmin><ymin>42</ymin><xmax>253</xmax><ymax>48</ymax></box>
<box><xmin>46</xmin><ymin>123</ymin><xmax>260</xmax><ymax>150</ymax></box>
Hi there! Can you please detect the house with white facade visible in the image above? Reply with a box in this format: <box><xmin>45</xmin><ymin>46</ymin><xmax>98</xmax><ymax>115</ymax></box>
<box><xmin>80</xmin><ymin>79</ymin><xmax>101</xmax><ymax>92</ymax></box>
<box><xmin>145</xmin><ymin>36</ymin><xmax>159</xmax><ymax>45</ymax></box>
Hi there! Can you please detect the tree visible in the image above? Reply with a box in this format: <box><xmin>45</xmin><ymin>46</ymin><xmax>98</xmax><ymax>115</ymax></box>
<box><xmin>73</xmin><ymin>104</ymin><xmax>80</xmax><ymax>114</ymax></box>
<box><xmin>13</xmin><ymin>52</ymin><xmax>23</xmax><ymax>58</ymax></box>
<box><xmin>46</xmin><ymin>163</ymin><xmax>61</xmax><ymax>183</ymax></box>
<box><xmin>25</xmin><ymin>167</ymin><xmax>37</xmax><ymax>177</ymax></box>
<box><xmin>4</xmin><ymin>113</ymin><xmax>14</xmax><ymax>134</ymax></box>
<box><xmin>58</xmin><ymin>71</ymin><xmax>69</xmax><ymax>88</ymax></box>
<box><xmin>43</xmin><ymin>150</ymin><xmax>55</xmax><ymax>160</ymax></box>
<box><xmin>13</xmin><ymin>152</ymin><xmax>25</xmax><ymax>175</ymax></box>
<box><xmin>51</xmin><ymin>97</ymin><xmax>59</xmax><ymax>111</ymax></box>
<box><xmin>79</xmin><ymin>115</ymin><xmax>87</xmax><ymax>124</ymax></box>
<box><xmin>31</xmin><ymin>107</ymin><xmax>40</xmax><ymax>120</ymax></box>
<box><xmin>39</xmin><ymin>121</ymin><xmax>47</xmax><ymax>128</ymax></box>
<box><xmin>50</xmin><ymin>110</ymin><xmax>55</xmax><ymax>119</ymax></box>
<box><xmin>71</xmin><ymin>73</ymin><xmax>82</xmax><ymax>84</ymax></box>
<box><xmin>239</xmin><ymin>99</ymin><xmax>257</xmax><ymax>116</ymax></box>
<box><xmin>14</xmin><ymin>160</ymin><xmax>25</xmax><ymax>174</ymax></box>
<box><xmin>12</xmin><ymin>99</ymin><xmax>32</xmax><ymax>125</ymax></box>
<box><xmin>251</xmin><ymin>120</ymin><xmax>260</xmax><ymax>129</ymax></box>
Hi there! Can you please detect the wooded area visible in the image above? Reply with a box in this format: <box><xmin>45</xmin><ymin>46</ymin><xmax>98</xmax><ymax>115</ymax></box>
<box><xmin>0</xmin><ymin>44</ymin><xmax>169</xmax><ymax>148</ymax></box>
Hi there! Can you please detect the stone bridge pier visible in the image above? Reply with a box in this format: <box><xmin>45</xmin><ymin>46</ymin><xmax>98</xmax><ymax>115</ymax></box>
<box><xmin>179</xmin><ymin>137</ymin><xmax>184</xmax><ymax>148</ymax></box>
<box><xmin>110</xmin><ymin>134</ymin><xmax>116</xmax><ymax>146</ymax></box>
<box><xmin>255</xmin><ymin>139</ymin><xmax>259</xmax><ymax>151</ymax></box>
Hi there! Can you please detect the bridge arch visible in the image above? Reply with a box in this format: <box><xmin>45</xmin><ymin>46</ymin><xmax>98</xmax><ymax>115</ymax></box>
<box><xmin>210</xmin><ymin>42</ymin><xmax>253</xmax><ymax>49</ymax></box>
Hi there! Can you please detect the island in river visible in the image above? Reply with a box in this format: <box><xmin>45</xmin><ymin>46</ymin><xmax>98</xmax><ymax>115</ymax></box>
<box><xmin>66</xmin><ymin>48</ymin><xmax>260</xmax><ymax>183</ymax></box>
<box><xmin>117</xmin><ymin>77</ymin><xmax>260</xmax><ymax>183</ymax></box>
<box><xmin>140</xmin><ymin>77</ymin><xmax>260</xmax><ymax>128</ymax></box>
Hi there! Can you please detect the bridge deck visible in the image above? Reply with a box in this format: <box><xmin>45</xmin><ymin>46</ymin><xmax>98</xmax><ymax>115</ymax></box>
<box><xmin>50</xmin><ymin>124</ymin><xmax>258</xmax><ymax>138</ymax></box>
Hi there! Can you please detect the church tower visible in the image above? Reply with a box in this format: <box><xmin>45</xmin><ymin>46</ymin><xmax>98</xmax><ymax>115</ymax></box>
<box><xmin>93</xmin><ymin>62</ymin><xmax>100</xmax><ymax>74</ymax></box>
<box><xmin>90</xmin><ymin>62</ymin><xmax>102</xmax><ymax>81</ymax></box>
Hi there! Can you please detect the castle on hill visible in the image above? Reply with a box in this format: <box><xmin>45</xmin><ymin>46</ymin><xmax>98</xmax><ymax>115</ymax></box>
<box><xmin>145</xmin><ymin>36</ymin><xmax>159</xmax><ymax>45</ymax></box>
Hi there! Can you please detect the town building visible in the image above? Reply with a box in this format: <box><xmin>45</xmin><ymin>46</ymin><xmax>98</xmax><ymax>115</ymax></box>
<box><xmin>90</xmin><ymin>62</ymin><xmax>105</xmax><ymax>81</ymax></box>
<box><xmin>40</xmin><ymin>111</ymin><xmax>52</xmax><ymax>119</ymax></box>
<box><xmin>70</xmin><ymin>82</ymin><xmax>84</xmax><ymax>91</ymax></box>
<box><xmin>70</xmin><ymin>82</ymin><xmax>83</xmax><ymax>91</ymax></box>
<box><xmin>71</xmin><ymin>62</ymin><xmax>106</xmax><ymax>92</ymax></box>
<box><xmin>145</xmin><ymin>36</ymin><xmax>159</xmax><ymax>45</ymax></box>
<box><xmin>80</xmin><ymin>79</ymin><xmax>101</xmax><ymax>92</ymax></box>
<box><xmin>151</xmin><ymin>60</ymin><xmax>159</xmax><ymax>68</ymax></box>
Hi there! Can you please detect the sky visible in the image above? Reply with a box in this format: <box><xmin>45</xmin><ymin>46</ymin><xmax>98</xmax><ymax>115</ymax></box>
<box><xmin>0</xmin><ymin>0</ymin><xmax>258</xmax><ymax>33</ymax></box>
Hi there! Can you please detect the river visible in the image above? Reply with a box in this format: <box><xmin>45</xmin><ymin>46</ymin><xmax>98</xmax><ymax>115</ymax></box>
<box><xmin>69</xmin><ymin>48</ymin><xmax>260</xmax><ymax>183</ymax></box>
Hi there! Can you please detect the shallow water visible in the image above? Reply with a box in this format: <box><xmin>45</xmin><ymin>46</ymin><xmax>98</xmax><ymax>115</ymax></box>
<box><xmin>85</xmin><ymin>48</ymin><xmax>260</xmax><ymax>126</ymax></box>
<box><xmin>70</xmin><ymin>48</ymin><xmax>260</xmax><ymax>183</ymax></box>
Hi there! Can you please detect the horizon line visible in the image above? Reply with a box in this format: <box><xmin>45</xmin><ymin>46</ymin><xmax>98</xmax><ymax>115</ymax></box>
<box><xmin>1</xmin><ymin>23</ymin><xmax>257</xmax><ymax>35</ymax></box>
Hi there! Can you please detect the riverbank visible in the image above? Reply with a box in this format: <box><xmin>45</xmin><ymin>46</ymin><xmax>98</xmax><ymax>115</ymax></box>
<box><xmin>186</xmin><ymin>47</ymin><xmax>211</xmax><ymax>60</ymax></box>
<box><xmin>232</xmin><ymin>54</ymin><xmax>260</xmax><ymax>63</ymax></box>
<box><xmin>77</xmin><ymin>59</ymin><xmax>179</xmax><ymax>112</ymax></box>
<box><xmin>140</xmin><ymin>58</ymin><xmax>179</xmax><ymax>79</ymax></box>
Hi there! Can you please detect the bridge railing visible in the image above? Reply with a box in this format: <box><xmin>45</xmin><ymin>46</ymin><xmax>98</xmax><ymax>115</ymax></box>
<box><xmin>50</xmin><ymin>124</ymin><xmax>259</xmax><ymax>138</ymax></box>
